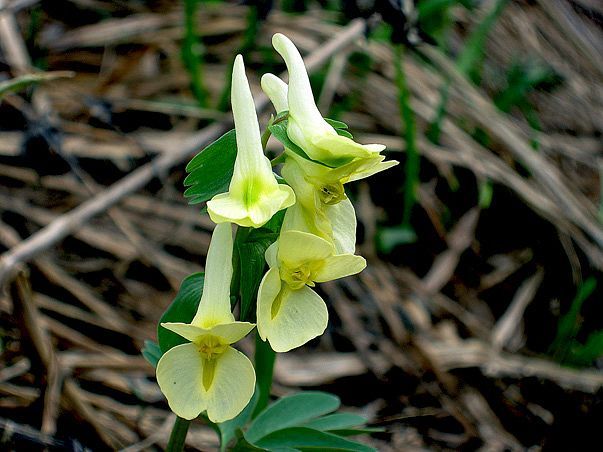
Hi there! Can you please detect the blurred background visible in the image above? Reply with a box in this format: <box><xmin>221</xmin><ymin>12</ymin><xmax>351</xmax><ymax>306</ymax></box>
<box><xmin>0</xmin><ymin>0</ymin><xmax>602</xmax><ymax>450</ymax></box>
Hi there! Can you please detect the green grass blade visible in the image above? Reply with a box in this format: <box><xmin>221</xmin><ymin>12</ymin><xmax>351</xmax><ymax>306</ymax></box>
<box><xmin>550</xmin><ymin>277</ymin><xmax>597</xmax><ymax>361</ymax></box>
<box><xmin>395</xmin><ymin>45</ymin><xmax>419</xmax><ymax>230</ymax></box>
<box><xmin>182</xmin><ymin>0</ymin><xmax>208</xmax><ymax>108</ymax></box>
<box><xmin>427</xmin><ymin>0</ymin><xmax>508</xmax><ymax>144</ymax></box>
<box><xmin>0</xmin><ymin>71</ymin><xmax>74</xmax><ymax>98</ymax></box>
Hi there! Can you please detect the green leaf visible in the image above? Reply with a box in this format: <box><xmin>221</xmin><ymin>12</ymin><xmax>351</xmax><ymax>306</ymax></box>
<box><xmin>394</xmin><ymin>46</ymin><xmax>419</xmax><ymax>230</ymax></box>
<box><xmin>0</xmin><ymin>71</ymin><xmax>74</xmax><ymax>98</ymax></box>
<box><xmin>328</xmin><ymin>427</ymin><xmax>384</xmax><ymax>437</ymax></box>
<box><xmin>550</xmin><ymin>276</ymin><xmax>597</xmax><ymax>360</ymax></box>
<box><xmin>478</xmin><ymin>179</ymin><xmax>493</xmax><ymax>209</ymax></box>
<box><xmin>456</xmin><ymin>0</ymin><xmax>508</xmax><ymax>80</ymax></box>
<box><xmin>157</xmin><ymin>272</ymin><xmax>204</xmax><ymax>354</ymax></box>
<box><xmin>237</xmin><ymin>228</ymin><xmax>278</xmax><ymax>321</ymax></box>
<box><xmin>268</xmin><ymin>121</ymin><xmax>313</xmax><ymax>162</ymax></box>
<box><xmin>245</xmin><ymin>392</ymin><xmax>340</xmax><ymax>443</ymax></box>
<box><xmin>301</xmin><ymin>413</ymin><xmax>383</xmax><ymax>437</ymax></box>
<box><xmin>220</xmin><ymin>387</ymin><xmax>260</xmax><ymax>451</ymax></box>
<box><xmin>301</xmin><ymin>413</ymin><xmax>367</xmax><ymax>431</ymax></box>
<box><xmin>184</xmin><ymin>130</ymin><xmax>237</xmax><ymax>205</ymax></box>
<box><xmin>231</xmin><ymin>430</ymin><xmax>269</xmax><ymax>452</ymax></box>
<box><xmin>324</xmin><ymin>118</ymin><xmax>349</xmax><ymax>130</ymax></box>
<box><xmin>141</xmin><ymin>340</ymin><xmax>162</xmax><ymax>368</ymax></box>
<box><xmin>427</xmin><ymin>0</ymin><xmax>507</xmax><ymax>143</ymax></box>
<box><xmin>273</xmin><ymin>110</ymin><xmax>289</xmax><ymax>123</ymax></box>
<box><xmin>418</xmin><ymin>0</ymin><xmax>458</xmax><ymax>19</ymax></box>
<box><xmin>494</xmin><ymin>61</ymin><xmax>561</xmax><ymax>113</ymax></box>
<box><xmin>269</xmin><ymin>119</ymin><xmax>342</xmax><ymax>168</ymax></box>
<box><xmin>262</xmin><ymin>209</ymin><xmax>286</xmax><ymax>234</ymax></box>
<box><xmin>567</xmin><ymin>330</ymin><xmax>603</xmax><ymax>366</ymax></box>
<box><xmin>335</xmin><ymin>128</ymin><xmax>353</xmax><ymax>139</ymax></box>
<box><xmin>182</xmin><ymin>0</ymin><xmax>209</xmax><ymax>108</ymax></box>
<box><xmin>253</xmin><ymin>427</ymin><xmax>375</xmax><ymax>452</ymax></box>
<box><xmin>253</xmin><ymin>333</ymin><xmax>276</xmax><ymax>418</ymax></box>
<box><xmin>376</xmin><ymin>225</ymin><xmax>417</xmax><ymax>254</ymax></box>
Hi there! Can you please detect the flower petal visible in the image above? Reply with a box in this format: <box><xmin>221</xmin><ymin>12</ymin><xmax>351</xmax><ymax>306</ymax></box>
<box><xmin>281</xmin><ymin>157</ymin><xmax>319</xmax><ymax>211</ymax></box>
<box><xmin>281</xmin><ymin>201</ymin><xmax>333</xmax><ymax>245</ymax></box>
<box><xmin>278</xmin><ymin>230</ymin><xmax>333</xmax><ymax>266</ymax></box>
<box><xmin>192</xmin><ymin>222</ymin><xmax>235</xmax><ymax>328</ymax></box>
<box><xmin>272</xmin><ymin>33</ymin><xmax>328</xmax><ymax>130</ymax></box>
<box><xmin>265</xmin><ymin>241</ymin><xmax>278</xmax><ymax>269</ymax></box>
<box><xmin>156</xmin><ymin>343</ymin><xmax>206</xmax><ymax>420</ymax></box>
<box><xmin>161</xmin><ymin>321</ymin><xmax>255</xmax><ymax>345</ymax></box>
<box><xmin>247</xmin><ymin>184</ymin><xmax>296</xmax><ymax>226</ymax></box>
<box><xmin>261</xmin><ymin>73</ymin><xmax>289</xmax><ymax>114</ymax></box>
<box><xmin>271</xmin><ymin>33</ymin><xmax>395</xmax><ymax>169</ymax></box>
<box><xmin>207</xmin><ymin>184</ymin><xmax>295</xmax><ymax>229</ymax></box>
<box><xmin>208</xmin><ymin>321</ymin><xmax>256</xmax><ymax>344</ymax></box>
<box><xmin>286</xmin><ymin>148</ymin><xmax>398</xmax><ymax>192</ymax></box>
<box><xmin>347</xmin><ymin>159</ymin><xmax>399</xmax><ymax>183</ymax></box>
<box><xmin>314</xmin><ymin>254</ymin><xmax>366</xmax><ymax>282</ymax></box>
<box><xmin>310</xmin><ymin>133</ymin><xmax>376</xmax><ymax>165</ymax></box>
<box><xmin>258</xmin><ymin>281</ymin><xmax>328</xmax><ymax>353</ymax></box>
<box><xmin>231</xmin><ymin>54</ymin><xmax>267</xmax><ymax>177</ymax></box>
<box><xmin>256</xmin><ymin>268</ymin><xmax>282</xmax><ymax>342</ymax></box>
<box><xmin>208</xmin><ymin>56</ymin><xmax>296</xmax><ymax>228</ymax></box>
<box><xmin>325</xmin><ymin>198</ymin><xmax>357</xmax><ymax>255</ymax></box>
<box><xmin>161</xmin><ymin>322</ymin><xmax>206</xmax><ymax>343</ymax></box>
<box><xmin>207</xmin><ymin>192</ymin><xmax>255</xmax><ymax>225</ymax></box>
<box><xmin>205</xmin><ymin>346</ymin><xmax>256</xmax><ymax>423</ymax></box>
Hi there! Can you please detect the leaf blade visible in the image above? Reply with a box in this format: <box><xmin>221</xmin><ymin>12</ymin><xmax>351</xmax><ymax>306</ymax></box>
<box><xmin>141</xmin><ymin>340</ymin><xmax>162</xmax><ymax>368</ymax></box>
<box><xmin>157</xmin><ymin>272</ymin><xmax>204</xmax><ymax>353</ymax></box>
<box><xmin>245</xmin><ymin>392</ymin><xmax>340</xmax><ymax>443</ymax></box>
<box><xmin>220</xmin><ymin>387</ymin><xmax>261</xmax><ymax>451</ymax></box>
<box><xmin>301</xmin><ymin>413</ymin><xmax>367</xmax><ymax>431</ymax></box>
<box><xmin>253</xmin><ymin>427</ymin><xmax>374</xmax><ymax>452</ymax></box>
<box><xmin>184</xmin><ymin>129</ymin><xmax>237</xmax><ymax>205</ymax></box>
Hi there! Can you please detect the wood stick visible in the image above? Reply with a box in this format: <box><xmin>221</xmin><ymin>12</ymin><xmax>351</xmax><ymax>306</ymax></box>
<box><xmin>0</xmin><ymin>219</ymin><xmax>134</xmax><ymax>331</ymax></box>
<box><xmin>9</xmin><ymin>271</ymin><xmax>129</xmax><ymax>447</ymax></box>
<box><xmin>418</xmin><ymin>337</ymin><xmax>603</xmax><ymax>393</ymax></box>
<box><xmin>419</xmin><ymin>44</ymin><xmax>603</xmax><ymax>250</ymax></box>
<box><xmin>0</xmin><ymin>0</ymin><xmax>30</xmax><ymax>73</ymax></box>
<box><xmin>10</xmin><ymin>271</ymin><xmax>62</xmax><ymax>435</ymax></box>
<box><xmin>491</xmin><ymin>270</ymin><xmax>544</xmax><ymax>351</ymax></box>
<box><xmin>0</xmin><ymin>416</ymin><xmax>62</xmax><ymax>449</ymax></box>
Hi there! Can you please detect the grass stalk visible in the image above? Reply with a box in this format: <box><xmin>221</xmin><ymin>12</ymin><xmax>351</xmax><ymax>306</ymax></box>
<box><xmin>182</xmin><ymin>0</ymin><xmax>208</xmax><ymax>108</ymax></box>
<box><xmin>395</xmin><ymin>45</ymin><xmax>419</xmax><ymax>229</ymax></box>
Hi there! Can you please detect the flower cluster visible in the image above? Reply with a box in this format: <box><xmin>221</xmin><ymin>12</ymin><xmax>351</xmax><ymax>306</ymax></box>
<box><xmin>156</xmin><ymin>34</ymin><xmax>397</xmax><ymax>423</ymax></box>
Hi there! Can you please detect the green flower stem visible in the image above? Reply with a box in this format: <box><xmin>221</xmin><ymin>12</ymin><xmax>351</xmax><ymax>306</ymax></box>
<box><xmin>166</xmin><ymin>416</ymin><xmax>191</xmax><ymax>452</ymax></box>
<box><xmin>270</xmin><ymin>153</ymin><xmax>287</xmax><ymax>167</ymax></box>
<box><xmin>253</xmin><ymin>331</ymin><xmax>276</xmax><ymax>416</ymax></box>
<box><xmin>261</xmin><ymin>125</ymin><xmax>272</xmax><ymax>151</ymax></box>
<box><xmin>231</xmin><ymin>226</ymin><xmax>251</xmax><ymax>311</ymax></box>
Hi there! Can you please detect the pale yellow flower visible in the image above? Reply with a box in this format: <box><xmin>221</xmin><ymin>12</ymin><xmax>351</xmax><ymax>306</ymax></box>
<box><xmin>257</xmin><ymin>229</ymin><xmax>366</xmax><ymax>352</ymax></box>
<box><xmin>207</xmin><ymin>55</ymin><xmax>295</xmax><ymax>228</ymax></box>
<box><xmin>261</xmin><ymin>69</ymin><xmax>398</xmax><ymax>207</ymax></box>
<box><xmin>156</xmin><ymin>223</ymin><xmax>255</xmax><ymax>422</ymax></box>
<box><xmin>271</xmin><ymin>33</ymin><xmax>387</xmax><ymax>167</ymax></box>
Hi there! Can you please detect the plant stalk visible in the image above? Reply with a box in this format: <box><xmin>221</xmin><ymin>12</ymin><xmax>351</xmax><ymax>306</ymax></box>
<box><xmin>253</xmin><ymin>332</ymin><xmax>276</xmax><ymax>416</ymax></box>
<box><xmin>166</xmin><ymin>416</ymin><xmax>191</xmax><ymax>452</ymax></box>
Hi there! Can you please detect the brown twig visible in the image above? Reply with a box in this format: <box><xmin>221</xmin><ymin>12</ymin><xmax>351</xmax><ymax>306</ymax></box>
<box><xmin>0</xmin><ymin>0</ymin><xmax>30</xmax><ymax>73</ymax></box>
<box><xmin>9</xmin><ymin>270</ymin><xmax>124</xmax><ymax>447</ymax></box>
